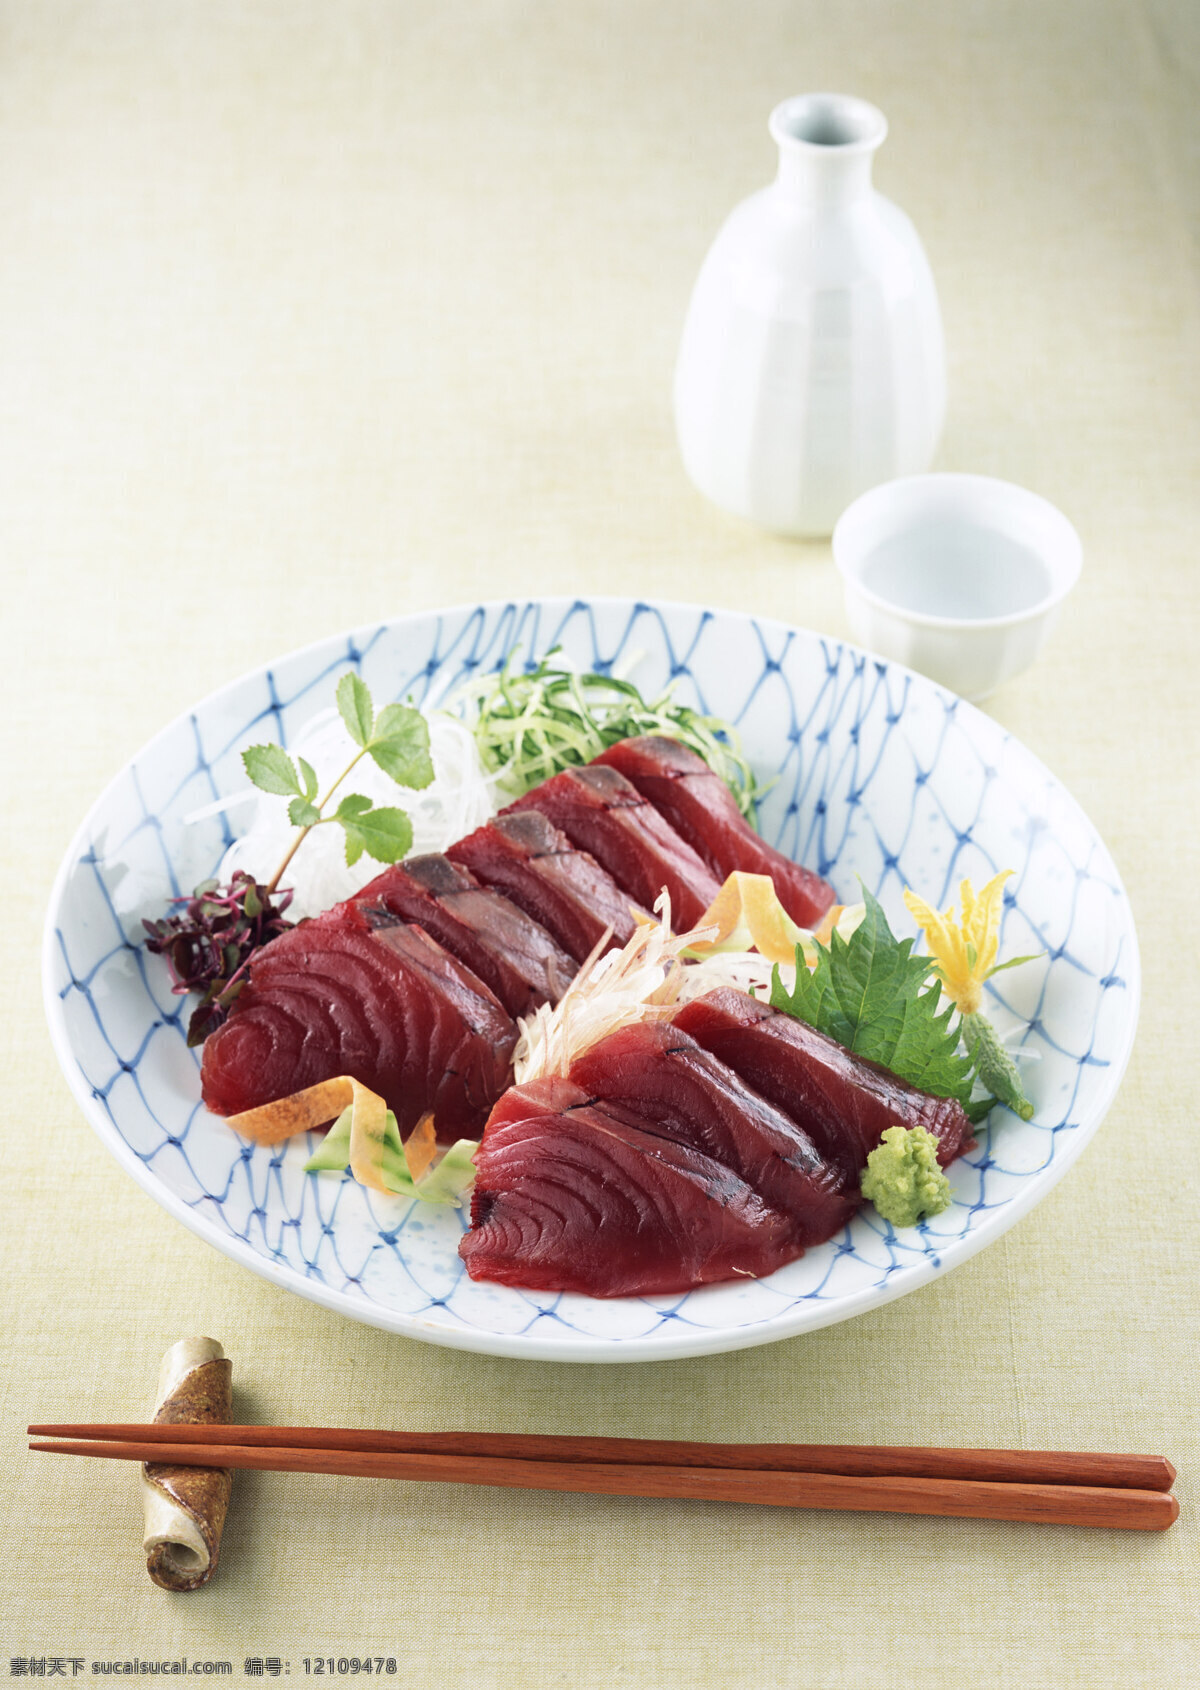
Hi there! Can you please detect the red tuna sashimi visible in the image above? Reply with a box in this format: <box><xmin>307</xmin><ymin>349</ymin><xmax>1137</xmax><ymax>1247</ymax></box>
<box><xmin>356</xmin><ymin>855</ymin><xmax>576</xmax><ymax>1017</ymax></box>
<box><xmin>673</xmin><ymin>989</ymin><xmax>975</xmax><ymax>1180</ymax></box>
<box><xmin>593</xmin><ymin>735</ymin><xmax>836</xmax><ymax>929</ymax></box>
<box><xmin>484</xmin><ymin>1074</ymin><xmax>587</xmax><ymax>1132</ymax></box>
<box><xmin>569</xmin><ymin>1021</ymin><xmax>856</xmax><ymax>1243</ymax></box>
<box><xmin>460</xmin><ymin>1076</ymin><xmax>801</xmax><ymax>1296</ymax></box>
<box><xmin>448</xmin><ymin>810</ymin><xmax>647</xmax><ymax>962</ymax></box>
<box><xmin>503</xmin><ymin>764</ymin><xmax>721</xmax><ymax>931</ymax></box>
<box><xmin>200</xmin><ymin>900</ymin><xmax>516</xmax><ymax>1139</ymax></box>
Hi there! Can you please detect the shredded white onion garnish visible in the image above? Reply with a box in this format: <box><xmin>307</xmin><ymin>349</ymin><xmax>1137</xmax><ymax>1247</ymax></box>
<box><xmin>219</xmin><ymin>709</ymin><xmax>500</xmax><ymax>920</ymax></box>
<box><xmin>514</xmin><ymin>896</ymin><xmax>721</xmax><ymax>1084</ymax></box>
<box><xmin>676</xmin><ymin>949</ymin><xmax>797</xmax><ymax>1004</ymax></box>
<box><xmin>512</xmin><ymin>896</ymin><xmax>871</xmax><ymax>1083</ymax></box>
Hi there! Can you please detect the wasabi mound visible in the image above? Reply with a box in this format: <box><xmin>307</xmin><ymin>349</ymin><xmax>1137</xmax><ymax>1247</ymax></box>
<box><xmin>860</xmin><ymin>1124</ymin><xmax>952</xmax><ymax>1227</ymax></box>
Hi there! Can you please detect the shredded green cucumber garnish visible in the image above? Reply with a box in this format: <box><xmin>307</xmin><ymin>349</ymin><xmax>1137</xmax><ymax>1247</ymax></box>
<box><xmin>453</xmin><ymin>649</ymin><xmax>764</xmax><ymax>819</ymax></box>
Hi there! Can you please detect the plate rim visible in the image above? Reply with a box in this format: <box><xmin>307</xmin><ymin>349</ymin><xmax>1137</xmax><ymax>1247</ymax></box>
<box><xmin>42</xmin><ymin>595</ymin><xmax>1142</xmax><ymax>1362</ymax></box>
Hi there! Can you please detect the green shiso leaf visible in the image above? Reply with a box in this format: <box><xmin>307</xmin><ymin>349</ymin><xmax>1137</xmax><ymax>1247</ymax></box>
<box><xmin>769</xmin><ymin>885</ymin><xmax>976</xmax><ymax>1107</ymax></box>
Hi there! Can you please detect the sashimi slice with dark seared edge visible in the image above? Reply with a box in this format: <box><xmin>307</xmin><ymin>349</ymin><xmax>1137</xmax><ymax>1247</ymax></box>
<box><xmin>483</xmin><ymin>1073</ymin><xmax>586</xmax><ymax>1133</ymax></box>
<box><xmin>355</xmin><ymin>855</ymin><xmax>576</xmax><ymax>1018</ymax></box>
<box><xmin>460</xmin><ymin>1076</ymin><xmax>802</xmax><ymax>1296</ymax></box>
<box><xmin>200</xmin><ymin>900</ymin><xmax>517</xmax><ymax>1140</ymax></box>
<box><xmin>673</xmin><ymin>988</ymin><xmax>975</xmax><ymax>1180</ymax></box>
<box><xmin>592</xmin><ymin>734</ymin><xmax>836</xmax><ymax>930</ymax></box>
<box><xmin>503</xmin><ymin>764</ymin><xmax>721</xmax><ymax>931</ymax></box>
<box><xmin>447</xmin><ymin>810</ymin><xmax>648</xmax><ymax>962</ymax></box>
<box><xmin>568</xmin><ymin>1021</ymin><xmax>857</xmax><ymax>1243</ymax></box>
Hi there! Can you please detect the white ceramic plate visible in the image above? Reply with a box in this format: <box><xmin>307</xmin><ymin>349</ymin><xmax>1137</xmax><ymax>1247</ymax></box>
<box><xmin>43</xmin><ymin>598</ymin><xmax>1139</xmax><ymax>1362</ymax></box>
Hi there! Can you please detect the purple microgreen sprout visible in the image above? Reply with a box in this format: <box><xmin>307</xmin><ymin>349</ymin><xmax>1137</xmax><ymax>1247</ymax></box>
<box><xmin>143</xmin><ymin>871</ymin><xmax>295</xmax><ymax>1046</ymax></box>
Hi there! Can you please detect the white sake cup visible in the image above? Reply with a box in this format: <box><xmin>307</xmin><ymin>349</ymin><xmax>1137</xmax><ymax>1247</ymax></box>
<box><xmin>832</xmin><ymin>473</ymin><xmax>1082</xmax><ymax>700</ymax></box>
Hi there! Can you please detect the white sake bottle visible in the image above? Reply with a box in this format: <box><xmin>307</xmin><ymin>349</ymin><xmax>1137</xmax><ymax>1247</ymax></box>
<box><xmin>674</xmin><ymin>94</ymin><xmax>945</xmax><ymax>538</ymax></box>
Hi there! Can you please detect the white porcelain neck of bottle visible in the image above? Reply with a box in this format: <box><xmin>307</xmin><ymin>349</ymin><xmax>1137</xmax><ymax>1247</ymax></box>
<box><xmin>769</xmin><ymin>93</ymin><xmax>887</xmax><ymax>209</ymax></box>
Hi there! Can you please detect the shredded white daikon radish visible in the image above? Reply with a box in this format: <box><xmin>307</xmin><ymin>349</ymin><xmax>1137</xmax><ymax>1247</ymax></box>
<box><xmin>218</xmin><ymin>709</ymin><xmax>500</xmax><ymax>920</ymax></box>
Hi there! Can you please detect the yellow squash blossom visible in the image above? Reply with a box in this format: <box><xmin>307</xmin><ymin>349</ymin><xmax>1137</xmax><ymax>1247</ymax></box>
<box><xmin>903</xmin><ymin>871</ymin><xmax>1013</xmax><ymax>1016</ymax></box>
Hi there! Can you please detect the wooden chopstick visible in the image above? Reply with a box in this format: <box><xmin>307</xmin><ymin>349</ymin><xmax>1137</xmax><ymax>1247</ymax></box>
<box><xmin>27</xmin><ymin>1433</ymin><xmax>1179</xmax><ymax>1531</ymax></box>
<box><xmin>27</xmin><ymin>1423</ymin><xmax>1177</xmax><ymax>1492</ymax></box>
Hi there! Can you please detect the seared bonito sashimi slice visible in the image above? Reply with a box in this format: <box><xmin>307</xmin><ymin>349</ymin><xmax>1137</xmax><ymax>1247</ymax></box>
<box><xmin>503</xmin><ymin>764</ymin><xmax>721</xmax><ymax>931</ymax></box>
<box><xmin>673</xmin><ymin>989</ymin><xmax>975</xmax><ymax>1181</ymax></box>
<box><xmin>200</xmin><ymin>901</ymin><xmax>517</xmax><ymax>1140</ymax></box>
<box><xmin>592</xmin><ymin>735</ymin><xmax>836</xmax><ymax>930</ymax></box>
<box><xmin>447</xmin><ymin>809</ymin><xmax>647</xmax><ymax>962</ymax></box>
<box><xmin>568</xmin><ymin>1021</ymin><xmax>857</xmax><ymax>1244</ymax></box>
<box><xmin>459</xmin><ymin>1077</ymin><xmax>801</xmax><ymax>1296</ymax></box>
<box><xmin>356</xmin><ymin>855</ymin><xmax>576</xmax><ymax>1017</ymax></box>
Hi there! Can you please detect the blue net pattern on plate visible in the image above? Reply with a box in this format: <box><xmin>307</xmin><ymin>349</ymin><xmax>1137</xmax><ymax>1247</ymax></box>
<box><xmin>47</xmin><ymin>600</ymin><xmax>1136</xmax><ymax>1356</ymax></box>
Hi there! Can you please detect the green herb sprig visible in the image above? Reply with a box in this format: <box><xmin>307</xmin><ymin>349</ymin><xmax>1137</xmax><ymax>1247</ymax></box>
<box><xmin>455</xmin><ymin>649</ymin><xmax>764</xmax><ymax>820</ymax></box>
<box><xmin>244</xmin><ymin>673</ymin><xmax>434</xmax><ymax>894</ymax></box>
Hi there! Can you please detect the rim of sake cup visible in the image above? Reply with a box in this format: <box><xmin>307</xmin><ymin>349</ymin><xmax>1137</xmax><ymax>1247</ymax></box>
<box><xmin>832</xmin><ymin>473</ymin><xmax>1083</xmax><ymax>632</ymax></box>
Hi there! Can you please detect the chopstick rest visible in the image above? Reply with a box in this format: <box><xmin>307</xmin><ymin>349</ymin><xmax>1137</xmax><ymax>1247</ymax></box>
<box><xmin>139</xmin><ymin>1339</ymin><xmax>233</xmax><ymax>1592</ymax></box>
<box><xmin>29</xmin><ymin>1425</ymin><xmax>1179</xmax><ymax>1533</ymax></box>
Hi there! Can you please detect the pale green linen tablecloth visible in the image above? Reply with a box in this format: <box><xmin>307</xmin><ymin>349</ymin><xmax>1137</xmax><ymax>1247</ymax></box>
<box><xmin>2</xmin><ymin>2</ymin><xmax>1198</xmax><ymax>1683</ymax></box>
